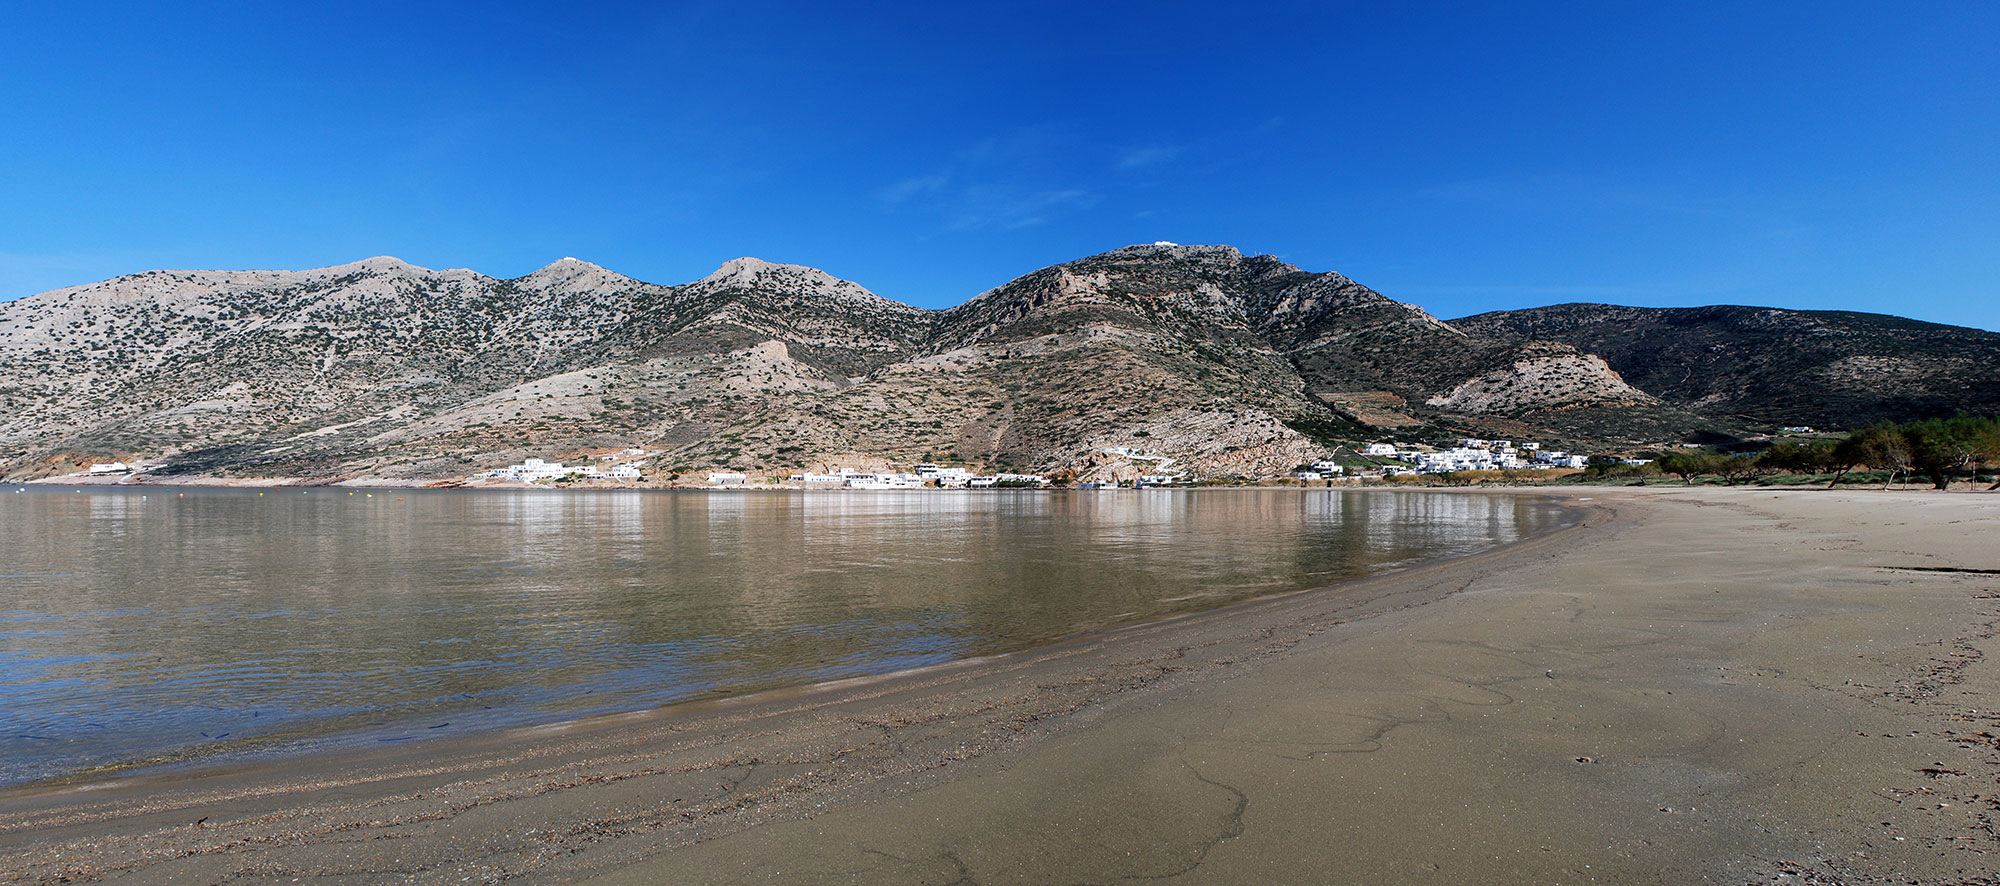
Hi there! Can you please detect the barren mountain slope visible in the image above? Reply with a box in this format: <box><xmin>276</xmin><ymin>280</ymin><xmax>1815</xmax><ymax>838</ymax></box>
<box><xmin>10</xmin><ymin>246</ymin><xmax>1974</xmax><ymax>483</ymax></box>
<box><xmin>1453</xmin><ymin>304</ymin><xmax>2000</xmax><ymax>429</ymax></box>
<box><xmin>0</xmin><ymin>256</ymin><xmax>929</xmax><ymax>480</ymax></box>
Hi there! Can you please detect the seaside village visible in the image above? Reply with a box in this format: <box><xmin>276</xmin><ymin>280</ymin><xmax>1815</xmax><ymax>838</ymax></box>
<box><xmin>469</xmin><ymin>437</ymin><xmax>1622</xmax><ymax>489</ymax></box>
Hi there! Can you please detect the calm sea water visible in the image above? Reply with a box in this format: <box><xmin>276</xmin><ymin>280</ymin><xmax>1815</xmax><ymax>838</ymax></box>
<box><xmin>0</xmin><ymin>487</ymin><xmax>1569</xmax><ymax>786</ymax></box>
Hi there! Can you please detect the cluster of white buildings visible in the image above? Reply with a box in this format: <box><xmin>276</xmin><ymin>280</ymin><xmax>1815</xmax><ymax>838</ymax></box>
<box><xmin>482</xmin><ymin>435</ymin><xmax>1628</xmax><ymax>489</ymax></box>
<box><xmin>778</xmin><ymin>465</ymin><xmax>1048</xmax><ymax>489</ymax></box>
<box><xmin>1294</xmin><ymin>460</ymin><xmax>1347</xmax><ymax>481</ymax></box>
<box><xmin>1359</xmin><ymin>438</ymin><xmax>1590</xmax><ymax>474</ymax></box>
<box><xmin>482</xmin><ymin>452</ymin><xmax>1049</xmax><ymax>489</ymax></box>
<box><xmin>1102</xmin><ymin>447</ymin><xmax>1190</xmax><ymax>486</ymax></box>
<box><xmin>483</xmin><ymin>450</ymin><xmax>651</xmax><ymax>483</ymax></box>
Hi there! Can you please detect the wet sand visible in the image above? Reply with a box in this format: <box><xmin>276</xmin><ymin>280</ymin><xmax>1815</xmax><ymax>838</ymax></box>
<box><xmin>3</xmin><ymin>487</ymin><xmax>1997</xmax><ymax>884</ymax></box>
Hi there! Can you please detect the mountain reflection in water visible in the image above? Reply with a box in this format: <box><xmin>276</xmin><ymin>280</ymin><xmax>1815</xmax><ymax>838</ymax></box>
<box><xmin>0</xmin><ymin>487</ymin><xmax>1569</xmax><ymax>785</ymax></box>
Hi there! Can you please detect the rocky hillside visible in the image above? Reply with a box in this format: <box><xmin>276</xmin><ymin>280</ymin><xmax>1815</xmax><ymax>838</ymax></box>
<box><xmin>0</xmin><ymin>255</ymin><xmax>929</xmax><ymax>481</ymax></box>
<box><xmin>1</xmin><ymin>246</ymin><xmax>1979</xmax><ymax>484</ymax></box>
<box><xmin>1453</xmin><ymin>304</ymin><xmax>2000</xmax><ymax>428</ymax></box>
<box><xmin>621</xmin><ymin>244</ymin><xmax>1696</xmax><ymax>479</ymax></box>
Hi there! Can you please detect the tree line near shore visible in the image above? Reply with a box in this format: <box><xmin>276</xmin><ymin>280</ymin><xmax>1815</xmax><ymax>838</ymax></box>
<box><xmin>1641</xmin><ymin>415</ymin><xmax>2000</xmax><ymax>490</ymax></box>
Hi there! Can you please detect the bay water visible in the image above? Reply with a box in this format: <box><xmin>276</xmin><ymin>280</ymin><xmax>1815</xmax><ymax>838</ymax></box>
<box><xmin>0</xmin><ymin>487</ymin><xmax>1570</xmax><ymax>786</ymax></box>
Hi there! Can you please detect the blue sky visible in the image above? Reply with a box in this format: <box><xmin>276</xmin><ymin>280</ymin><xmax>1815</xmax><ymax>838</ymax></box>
<box><xmin>3</xmin><ymin>2</ymin><xmax>1994</xmax><ymax>329</ymax></box>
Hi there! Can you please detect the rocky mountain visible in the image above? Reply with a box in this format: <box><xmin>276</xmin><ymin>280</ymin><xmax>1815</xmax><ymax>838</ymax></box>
<box><xmin>1</xmin><ymin>246</ymin><xmax>1981</xmax><ymax>484</ymax></box>
<box><xmin>0</xmin><ymin>254</ymin><xmax>927</xmax><ymax>481</ymax></box>
<box><xmin>1453</xmin><ymin>304</ymin><xmax>2000</xmax><ymax>429</ymax></box>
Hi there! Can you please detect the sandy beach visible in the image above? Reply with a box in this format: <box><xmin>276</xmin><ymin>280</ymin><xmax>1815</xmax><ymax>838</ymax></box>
<box><xmin>3</xmin><ymin>487</ymin><xmax>1997</xmax><ymax>884</ymax></box>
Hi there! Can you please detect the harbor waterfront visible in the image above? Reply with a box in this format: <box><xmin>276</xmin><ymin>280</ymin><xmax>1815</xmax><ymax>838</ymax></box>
<box><xmin>0</xmin><ymin>486</ymin><xmax>1569</xmax><ymax>787</ymax></box>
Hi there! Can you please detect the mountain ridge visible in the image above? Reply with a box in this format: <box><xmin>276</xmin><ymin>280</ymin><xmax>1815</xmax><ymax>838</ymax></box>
<box><xmin>2</xmin><ymin>247</ymin><xmax>1987</xmax><ymax>483</ymax></box>
<box><xmin>1453</xmin><ymin>302</ymin><xmax>2000</xmax><ymax>428</ymax></box>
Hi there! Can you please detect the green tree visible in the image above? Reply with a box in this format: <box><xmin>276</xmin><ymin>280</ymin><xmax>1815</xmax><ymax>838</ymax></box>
<box><xmin>1715</xmin><ymin>454</ymin><xmax>1765</xmax><ymax>485</ymax></box>
<box><xmin>1974</xmin><ymin>418</ymin><xmax>2000</xmax><ymax>490</ymax></box>
<box><xmin>1657</xmin><ymin>451</ymin><xmax>1717</xmax><ymax>484</ymax></box>
<box><xmin>1758</xmin><ymin>440</ymin><xmax>1836</xmax><ymax>475</ymax></box>
<box><xmin>1903</xmin><ymin>418</ymin><xmax>1973</xmax><ymax>490</ymax></box>
<box><xmin>1829</xmin><ymin>422</ymin><xmax>1911</xmax><ymax>489</ymax></box>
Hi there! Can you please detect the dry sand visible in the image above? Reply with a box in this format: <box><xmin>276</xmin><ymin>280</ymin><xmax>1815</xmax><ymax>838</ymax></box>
<box><xmin>3</xmin><ymin>487</ymin><xmax>1997</xmax><ymax>884</ymax></box>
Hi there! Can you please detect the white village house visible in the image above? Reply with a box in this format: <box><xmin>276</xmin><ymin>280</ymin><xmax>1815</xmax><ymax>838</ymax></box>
<box><xmin>495</xmin><ymin>458</ymin><xmax>570</xmax><ymax>482</ymax></box>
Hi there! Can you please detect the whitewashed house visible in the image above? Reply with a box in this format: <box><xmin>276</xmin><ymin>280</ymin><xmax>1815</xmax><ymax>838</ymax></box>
<box><xmin>1416</xmin><ymin>447</ymin><xmax>1495</xmax><ymax>473</ymax></box>
<box><xmin>843</xmin><ymin>473</ymin><xmax>923</xmax><ymax>489</ymax></box>
<box><xmin>501</xmin><ymin>458</ymin><xmax>571</xmax><ymax>482</ymax></box>
<box><xmin>915</xmin><ymin>464</ymin><xmax>975</xmax><ymax>485</ymax></box>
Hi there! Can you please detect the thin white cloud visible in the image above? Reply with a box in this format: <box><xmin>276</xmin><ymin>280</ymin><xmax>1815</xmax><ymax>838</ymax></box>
<box><xmin>877</xmin><ymin>173</ymin><xmax>950</xmax><ymax>207</ymax></box>
<box><xmin>1115</xmin><ymin>144</ymin><xmax>1182</xmax><ymax>170</ymax></box>
<box><xmin>947</xmin><ymin>187</ymin><xmax>1099</xmax><ymax>231</ymax></box>
<box><xmin>876</xmin><ymin>129</ymin><xmax>1101</xmax><ymax>231</ymax></box>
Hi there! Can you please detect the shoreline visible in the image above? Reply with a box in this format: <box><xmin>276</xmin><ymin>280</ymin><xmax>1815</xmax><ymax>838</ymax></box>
<box><xmin>22</xmin><ymin>468</ymin><xmax>1994</xmax><ymax>495</ymax></box>
<box><xmin>0</xmin><ymin>488</ymin><xmax>1582</xmax><ymax>795</ymax></box>
<box><xmin>3</xmin><ymin>488</ymin><xmax>1998</xmax><ymax>883</ymax></box>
